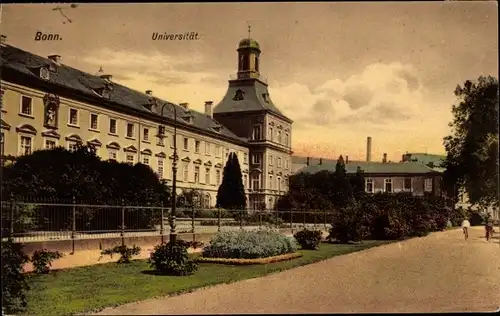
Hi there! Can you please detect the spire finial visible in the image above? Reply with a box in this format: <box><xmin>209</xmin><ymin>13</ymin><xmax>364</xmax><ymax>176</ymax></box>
<box><xmin>248</xmin><ymin>24</ymin><xmax>251</xmax><ymax>39</ymax></box>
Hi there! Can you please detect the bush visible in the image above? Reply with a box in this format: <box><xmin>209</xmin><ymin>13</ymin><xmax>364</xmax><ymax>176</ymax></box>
<box><xmin>328</xmin><ymin>202</ymin><xmax>371</xmax><ymax>243</ymax></box>
<box><xmin>1</xmin><ymin>240</ymin><xmax>30</xmax><ymax>314</ymax></box>
<box><xmin>31</xmin><ymin>249</ymin><xmax>64</xmax><ymax>274</ymax></box>
<box><xmin>101</xmin><ymin>245</ymin><xmax>141</xmax><ymax>263</ymax></box>
<box><xmin>293</xmin><ymin>229</ymin><xmax>322</xmax><ymax>250</ymax></box>
<box><xmin>468</xmin><ymin>210</ymin><xmax>485</xmax><ymax>226</ymax></box>
<box><xmin>202</xmin><ymin>229</ymin><xmax>298</xmax><ymax>259</ymax></box>
<box><xmin>149</xmin><ymin>240</ymin><xmax>198</xmax><ymax>276</ymax></box>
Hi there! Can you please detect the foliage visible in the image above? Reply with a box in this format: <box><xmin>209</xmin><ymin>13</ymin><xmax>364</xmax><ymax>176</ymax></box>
<box><xmin>443</xmin><ymin>76</ymin><xmax>499</xmax><ymax>209</ymax></box>
<box><xmin>1</xmin><ymin>145</ymin><xmax>170</xmax><ymax>232</ymax></box>
<box><xmin>1</xmin><ymin>240</ymin><xmax>30</xmax><ymax>314</ymax></box>
<box><xmin>149</xmin><ymin>241</ymin><xmax>198</xmax><ymax>275</ymax></box>
<box><xmin>293</xmin><ymin>229</ymin><xmax>322</xmax><ymax>250</ymax></box>
<box><xmin>101</xmin><ymin>245</ymin><xmax>141</xmax><ymax>263</ymax></box>
<box><xmin>0</xmin><ymin>203</ymin><xmax>38</xmax><ymax>237</ymax></box>
<box><xmin>467</xmin><ymin>209</ymin><xmax>485</xmax><ymax>226</ymax></box>
<box><xmin>31</xmin><ymin>249</ymin><xmax>64</xmax><ymax>274</ymax></box>
<box><xmin>328</xmin><ymin>200</ymin><xmax>372</xmax><ymax>243</ymax></box>
<box><xmin>202</xmin><ymin>229</ymin><xmax>298</xmax><ymax>259</ymax></box>
<box><xmin>216</xmin><ymin>152</ymin><xmax>247</xmax><ymax>211</ymax></box>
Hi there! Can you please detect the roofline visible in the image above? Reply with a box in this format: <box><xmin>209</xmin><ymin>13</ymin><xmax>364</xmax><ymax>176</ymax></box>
<box><xmin>296</xmin><ymin>170</ymin><xmax>442</xmax><ymax>176</ymax></box>
<box><xmin>2</xmin><ymin>68</ymin><xmax>249</xmax><ymax>147</ymax></box>
<box><xmin>214</xmin><ymin>109</ymin><xmax>293</xmax><ymax>124</ymax></box>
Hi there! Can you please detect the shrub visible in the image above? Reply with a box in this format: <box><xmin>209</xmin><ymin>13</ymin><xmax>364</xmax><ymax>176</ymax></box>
<box><xmin>202</xmin><ymin>229</ymin><xmax>298</xmax><ymax>259</ymax></box>
<box><xmin>328</xmin><ymin>202</ymin><xmax>371</xmax><ymax>243</ymax></box>
<box><xmin>149</xmin><ymin>240</ymin><xmax>198</xmax><ymax>276</ymax></box>
<box><xmin>1</xmin><ymin>240</ymin><xmax>30</xmax><ymax>314</ymax></box>
<box><xmin>30</xmin><ymin>249</ymin><xmax>64</xmax><ymax>274</ymax></box>
<box><xmin>468</xmin><ymin>210</ymin><xmax>485</xmax><ymax>226</ymax></box>
<box><xmin>101</xmin><ymin>245</ymin><xmax>141</xmax><ymax>263</ymax></box>
<box><xmin>293</xmin><ymin>229</ymin><xmax>322</xmax><ymax>250</ymax></box>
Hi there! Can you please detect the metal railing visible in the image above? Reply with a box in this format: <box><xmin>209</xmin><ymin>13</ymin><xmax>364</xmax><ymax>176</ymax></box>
<box><xmin>0</xmin><ymin>196</ymin><xmax>333</xmax><ymax>244</ymax></box>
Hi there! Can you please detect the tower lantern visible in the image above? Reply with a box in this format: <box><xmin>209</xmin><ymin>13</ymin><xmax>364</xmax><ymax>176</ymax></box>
<box><xmin>237</xmin><ymin>25</ymin><xmax>261</xmax><ymax>80</ymax></box>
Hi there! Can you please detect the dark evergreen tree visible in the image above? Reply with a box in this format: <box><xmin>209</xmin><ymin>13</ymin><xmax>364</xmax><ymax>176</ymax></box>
<box><xmin>216</xmin><ymin>152</ymin><xmax>247</xmax><ymax>210</ymax></box>
<box><xmin>331</xmin><ymin>155</ymin><xmax>354</xmax><ymax>208</ymax></box>
<box><xmin>350</xmin><ymin>166</ymin><xmax>366</xmax><ymax>195</ymax></box>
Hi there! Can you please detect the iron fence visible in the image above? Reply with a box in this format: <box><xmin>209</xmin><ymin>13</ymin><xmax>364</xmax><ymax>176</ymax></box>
<box><xmin>0</xmin><ymin>196</ymin><xmax>333</xmax><ymax>243</ymax></box>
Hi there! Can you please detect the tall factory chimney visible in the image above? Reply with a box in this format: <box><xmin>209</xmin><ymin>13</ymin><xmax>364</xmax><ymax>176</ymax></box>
<box><xmin>366</xmin><ymin>137</ymin><xmax>372</xmax><ymax>162</ymax></box>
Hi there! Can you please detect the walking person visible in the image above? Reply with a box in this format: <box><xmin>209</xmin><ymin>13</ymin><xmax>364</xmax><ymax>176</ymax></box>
<box><xmin>485</xmin><ymin>219</ymin><xmax>494</xmax><ymax>242</ymax></box>
<box><xmin>461</xmin><ymin>218</ymin><xmax>470</xmax><ymax>240</ymax></box>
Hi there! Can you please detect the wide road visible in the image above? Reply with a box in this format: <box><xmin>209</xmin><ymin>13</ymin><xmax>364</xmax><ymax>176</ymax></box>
<box><xmin>96</xmin><ymin>227</ymin><xmax>500</xmax><ymax>314</ymax></box>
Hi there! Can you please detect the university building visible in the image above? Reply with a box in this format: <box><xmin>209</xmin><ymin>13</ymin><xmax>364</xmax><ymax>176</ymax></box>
<box><xmin>0</xmin><ymin>34</ymin><xmax>293</xmax><ymax>210</ymax></box>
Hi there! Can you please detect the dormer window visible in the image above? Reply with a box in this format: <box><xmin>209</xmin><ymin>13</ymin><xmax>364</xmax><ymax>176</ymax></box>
<box><xmin>212</xmin><ymin>125</ymin><xmax>222</xmax><ymax>133</ymax></box>
<box><xmin>181</xmin><ymin>113</ymin><xmax>193</xmax><ymax>124</ymax></box>
<box><xmin>233</xmin><ymin>89</ymin><xmax>245</xmax><ymax>101</ymax></box>
<box><xmin>39</xmin><ymin>67</ymin><xmax>50</xmax><ymax>80</ymax></box>
<box><xmin>143</xmin><ymin>98</ymin><xmax>157</xmax><ymax>111</ymax></box>
<box><xmin>262</xmin><ymin>93</ymin><xmax>270</xmax><ymax>103</ymax></box>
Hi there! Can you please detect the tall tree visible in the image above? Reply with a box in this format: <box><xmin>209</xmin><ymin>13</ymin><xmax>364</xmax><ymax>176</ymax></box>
<box><xmin>216</xmin><ymin>152</ymin><xmax>247</xmax><ymax>210</ymax></box>
<box><xmin>443</xmin><ymin>76</ymin><xmax>499</xmax><ymax>208</ymax></box>
<box><xmin>331</xmin><ymin>155</ymin><xmax>354</xmax><ymax>207</ymax></box>
<box><xmin>350</xmin><ymin>166</ymin><xmax>366</xmax><ymax>195</ymax></box>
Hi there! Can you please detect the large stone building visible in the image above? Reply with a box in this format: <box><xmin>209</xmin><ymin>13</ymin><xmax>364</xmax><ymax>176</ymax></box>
<box><xmin>0</xmin><ymin>34</ymin><xmax>292</xmax><ymax>209</ymax></box>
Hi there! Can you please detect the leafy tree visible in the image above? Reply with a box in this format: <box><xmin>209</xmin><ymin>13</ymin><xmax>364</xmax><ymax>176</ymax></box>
<box><xmin>443</xmin><ymin>76</ymin><xmax>499</xmax><ymax>209</ymax></box>
<box><xmin>216</xmin><ymin>152</ymin><xmax>246</xmax><ymax>210</ymax></box>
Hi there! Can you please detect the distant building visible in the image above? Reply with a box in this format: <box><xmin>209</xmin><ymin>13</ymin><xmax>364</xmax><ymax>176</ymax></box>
<box><xmin>401</xmin><ymin>152</ymin><xmax>446</xmax><ymax>172</ymax></box>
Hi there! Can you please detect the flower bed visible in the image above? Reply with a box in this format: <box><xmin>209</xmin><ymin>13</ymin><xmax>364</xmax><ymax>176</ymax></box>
<box><xmin>202</xmin><ymin>229</ymin><xmax>299</xmax><ymax>259</ymax></box>
<box><xmin>196</xmin><ymin>252</ymin><xmax>302</xmax><ymax>265</ymax></box>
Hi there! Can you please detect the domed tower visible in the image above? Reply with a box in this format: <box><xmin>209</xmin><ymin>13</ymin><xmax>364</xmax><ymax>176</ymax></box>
<box><xmin>213</xmin><ymin>29</ymin><xmax>293</xmax><ymax>211</ymax></box>
<box><xmin>237</xmin><ymin>37</ymin><xmax>261</xmax><ymax>80</ymax></box>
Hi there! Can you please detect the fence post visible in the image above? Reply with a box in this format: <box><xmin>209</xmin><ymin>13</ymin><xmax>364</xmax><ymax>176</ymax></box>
<box><xmin>191</xmin><ymin>205</ymin><xmax>195</xmax><ymax>233</ymax></box>
<box><xmin>239</xmin><ymin>209</ymin><xmax>243</xmax><ymax>230</ymax></box>
<box><xmin>324</xmin><ymin>209</ymin><xmax>327</xmax><ymax>231</ymax></box>
<box><xmin>71</xmin><ymin>196</ymin><xmax>76</xmax><ymax>255</ymax></box>
<box><xmin>9</xmin><ymin>193</ymin><xmax>15</xmax><ymax>241</ymax></box>
<box><xmin>314</xmin><ymin>211</ymin><xmax>317</xmax><ymax>229</ymax></box>
<box><xmin>217</xmin><ymin>208</ymin><xmax>221</xmax><ymax>232</ymax></box>
<box><xmin>160</xmin><ymin>201</ymin><xmax>164</xmax><ymax>244</ymax></box>
<box><xmin>121</xmin><ymin>199</ymin><xmax>125</xmax><ymax>247</ymax></box>
<box><xmin>303</xmin><ymin>209</ymin><xmax>306</xmax><ymax>229</ymax></box>
<box><xmin>289</xmin><ymin>209</ymin><xmax>293</xmax><ymax>234</ymax></box>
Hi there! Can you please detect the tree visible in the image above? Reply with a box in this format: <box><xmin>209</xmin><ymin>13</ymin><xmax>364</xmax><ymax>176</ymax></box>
<box><xmin>216</xmin><ymin>152</ymin><xmax>247</xmax><ymax>210</ymax></box>
<box><xmin>330</xmin><ymin>155</ymin><xmax>354</xmax><ymax>208</ymax></box>
<box><xmin>350</xmin><ymin>166</ymin><xmax>366</xmax><ymax>195</ymax></box>
<box><xmin>443</xmin><ymin>76</ymin><xmax>499</xmax><ymax>209</ymax></box>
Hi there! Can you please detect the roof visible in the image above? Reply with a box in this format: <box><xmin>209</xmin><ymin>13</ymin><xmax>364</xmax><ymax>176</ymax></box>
<box><xmin>213</xmin><ymin>78</ymin><xmax>290</xmax><ymax>121</ymax></box>
<box><xmin>296</xmin><ymin>161</ymin><xmax>439</xmax><ymax>175</ymax></box>
<box><xmin>238</xmin><ymin>38</ymin><xmax>261</xmax><ymax>51</ymax></box>
<box><xmin>1</xmin><ymin>44</ymin><xmax>247</xmax><ymax>145</ymax></box>
<box><xmin>404</xmin><ymin>153</ymin><xmax>445</xmax><ymax>166</ymax></box>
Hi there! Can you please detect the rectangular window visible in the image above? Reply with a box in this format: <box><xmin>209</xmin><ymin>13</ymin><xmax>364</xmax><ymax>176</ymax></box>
<box><xmin>20</xmin><ymin>96</ymin><xmax>33</xmax><ymax>116</ymax></box>
<box><xmin>285</xmin><ymin>133</ymin><xmax>289</xmax><ymax>146</ymax></box>
<box><xmin>205</xmin><ymin>168</ymin><xmax>210</xmax><ymax>184</ymax></box>
<box><xmin>183</xmin><ymin>137</ymin><xmax>189</xmax><ymax>150</ymax></box>
<box><xmin>69</xmin><ymin>108</ymin><xmax>79</xmax><ymax>126</ymax></box>
<box><xmin>269</xmin><ymin>155</ymin><xmax>273</xmax><ymax>166</ymax></box>
<box><xmin>277</xmin><ymin>130</ymin><xmax>282</xmax><ymax>143</ymax></box>
<box><xmin>252</xmin><ymin>174</ymin><xmax>260</xmax><ymax>190</ymax></box>
<box><xmin>216</xmin><ymin>169</ymin><xmax>221</xmax><ymax>185</ymax></box>
<box><xmin>384</xmin><ymin>178</ymin><xmax>393</xmax><ymax>193</ymax></box>
<box><xmin>404</xmin><ymin>178</ymin><xmax>412</xmax><ymax>191</ymax></box>
<box><xmin>142</xmin><ymin>155</ymin><xmax>150</xmax><ymax>165</ymax></box>
<box><xmin>244</xmin><ymin>153</ymin><xmax>248</xmax><ymax>164</ymax></box>
<box><xmin>215</xmin><ymin>145</ymin><xmax>221</xmax><ymax>158</ymax></box>
<box><xmin>45</xmin><ymin>140</ymin><xmax>56</xmax><ymax>149</ymax></box>
<box><xmin>277</xmin><ymin>177</ymin><xmax>282</xmax><ymax>191</ymax></box>
<box><xmin>126</xmin><ymin>154</ymin><xmax>135</xmax><ymax>165</ymax></box>
<box><xmin>205</xmin><ymin>142</ymin><xmax>211</xmax><ymax>155</ymax></box>
<box><xmin>109</xmin><ymin>118</ymin><xmax>117</xmax><ymax>134</ymax></box>
<box><xmin>277</xmin><ymin>157</ymin><xmax>282</xmax><ymax>168</ymax></box>
<box><xmin>90</xmin><ymin>113</ymin><xmax>99</xmax><ymax>130</ymax></box>
<box><xmin>126</xmin><ymin>123</ymin><xmax>134</xmax><ymax>138</ymax></box>
<box><xmin>269</xmin><ymin>175</ymin><xmax>273</xmax><ymax>189</ymax></box>
<box><xmin>157</xmin><ymin>158</ymin><xmax>164</xmax><ymax>178</ymax></box>
<box><xmin>183</xmin><ymin>164</ymin><xmax>189</xmax><ymax>181</ymax></box>
<box><xmin>109</xmin><ymin>150</ymin><xmax>117</xmax><ymax>161</ymax></box>
<box><xmin>365</xmin><ymin>179</ymin><xmax>374</xmax><ymax>193</ymax></box>
<box><xmin>0</xmin><ymin>132</ymin><xmax>4</xmax><ymax>155</ymax></box>
<box><xmin>252</xmin><ymin>125</ymin><xmax>261</xmax><ymax>140</ymax></box>
<box><xmin>225</xmin><ymin>148</ymin><xmax>230</xmax><ymax>158</ymax></box>
<box><xmin>195</xmin><ymin>140</ymin><xmax>201</xmax><ymax>153</ymax></box>
<box><xmin>252</xmin><ymin>153</ymin><xmax>261</xmax><ymax>164</ymax></box>
<box><xmin>194</xmin><ymin>166</ymin><xmax>200</xmax><ymax>183</ymax></box>
<box><xmin>269</xmin><ymin>127</ymin><xmax>273</xmax><ymax>140</ymax></box>
<box><xmin>143</xmin><ymin>128</ymin><xmax>150</xmax><ymax>142</ymax></box>
<box><xmin>243</xmin><ymin>174</ymin><xmax>247</xmax><ymax>188</ymax></box>
<box><xmin>424</xmin><ymin>178</ymin><xmax>433</xmax><ymax>192</ymax></box>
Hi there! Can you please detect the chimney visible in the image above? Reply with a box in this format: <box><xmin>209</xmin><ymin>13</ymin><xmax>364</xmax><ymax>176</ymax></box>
<box><xmin>319</xmin><ymin>158</ymin><xmax>323</xmax><ymax>165</ymax></box>
<box><xmin>179</xmin><ymin>102</ymin><xmax>189</xmax><ymax>110</ymax></box>
<box><xmin>0</xmin><ymin>35</ymin><xmax>6</xmax><ymax>46</ymax></box>
<box><xmin>383</xmin><ymin>153</ymin><xmax>387</xmax><ymax>163</ymax></box>
<box><xmin>204</xmin><ymin>101</ymin><xmax>213</xmax><ymax>118</ymax></box>
<box><xmin>366</xmin><ymin>137</ymin><xmax>372</xmax><ymax>162</ymax></box>
<box><xmin>306</xmin><ymin>157</ymin><xmax>310</xmax><ymax>166</ymax></box>
<box><xmin>48</xmin><ymin>54</ymin><xmax>61</xmax><ymax>64</ymax></box>
<box><xmin>346</xmin><ymin>155</ymin><xmax>349</xmax><ymax>164</ymax></box>
<box><xmin>145</xmin><ymin>90</ymin><xmax>153</xmax><ymax>96</ymax></box>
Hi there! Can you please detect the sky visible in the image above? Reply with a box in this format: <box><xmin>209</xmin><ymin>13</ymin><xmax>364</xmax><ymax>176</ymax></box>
<box><xmin>2</xmin><ymin>2</ymin><xmax>498</xmax><ymax>162</ymax></box>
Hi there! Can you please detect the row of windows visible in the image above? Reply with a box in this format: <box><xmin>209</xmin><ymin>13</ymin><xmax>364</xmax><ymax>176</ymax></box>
<box><xmin>251</xmin><ymin>124</ymin><xmax>290</xmax><ymax>147</ymax></box>
<box><xmin>364</xmin><ymin>178</ymin><xmax>433</xmax><ymax>193</ymax></box>
<box><xmin>16</xmin><ymin>94</ymin><xmax>248</xmax><ymax>161</ymax></box>
<box><xmin>250</xmin><ymin>174</ymin><xmax>288</xmax><ymax>192</ymax></box>
<box><xmin>250</xmin><ymin>153</ymin><xmax>290</xmax><ymax>170</ymax></box>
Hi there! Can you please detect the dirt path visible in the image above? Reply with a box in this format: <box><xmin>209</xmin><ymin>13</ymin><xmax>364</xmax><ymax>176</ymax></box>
<box><xmin>95</xmin><ymin>227</ymin><xmax>500</xmax><ymax>314</ymax></box>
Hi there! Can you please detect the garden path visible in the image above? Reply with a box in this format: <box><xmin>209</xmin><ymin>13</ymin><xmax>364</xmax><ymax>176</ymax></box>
<box><xmin>95</xmin><ymin>227</ymin><xmax>499</xmax><ymax>314</ymax></box>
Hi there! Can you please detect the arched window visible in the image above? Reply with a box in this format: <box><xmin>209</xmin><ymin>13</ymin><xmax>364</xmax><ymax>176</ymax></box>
<box><xmin>255</xmin><ymin>55</ymin><xmax>259</xmax><ymax>72</ymax></box>
<box><xmin>203</xmin><ymin>193</ymin><xmax>211</xmax><ymax>209</ymax></box>
<box><xmin>242</xmin><ymin>53</ymin><xmax>249</xmax><ymax>71</ymax></box>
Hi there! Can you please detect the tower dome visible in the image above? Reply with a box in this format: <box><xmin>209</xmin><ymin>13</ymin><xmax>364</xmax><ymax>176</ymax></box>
<box><xmin>238</xmin><ymin>38</ymin><xmax>260</xmax><ymax>51</ymax></box>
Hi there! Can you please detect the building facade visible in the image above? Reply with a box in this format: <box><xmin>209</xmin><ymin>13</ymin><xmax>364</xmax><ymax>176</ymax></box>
<box><xmin>213</xmin><ymin>38</ymin><xmax>293</xmax><ymax>210</ymax></box>
<box><xmin>0</xmin><ymin>35</ymin><xmax>292</xmax><ymax>209</ymax></box>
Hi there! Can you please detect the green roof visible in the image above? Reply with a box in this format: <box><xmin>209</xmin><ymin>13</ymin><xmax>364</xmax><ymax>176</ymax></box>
<box><xmin>297</xmin><ymin>161</ymin><xmax>439</xmax><ymax>175</ymax></box>
<box><xmin>238</xmin><ymin>38</ymin><xmax>260</xmax><ymax>50</ymax></box>
<box><xmin>405</xmin><ymin>153</ymin><xmax>445</xmax><ymax>166</ymax></box>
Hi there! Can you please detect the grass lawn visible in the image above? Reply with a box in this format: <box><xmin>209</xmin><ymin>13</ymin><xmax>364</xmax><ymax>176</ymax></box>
<box><xmin>24</xmin><ymin>240</ymin><xmax>392</xmax><ymax>316</ymax></box>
